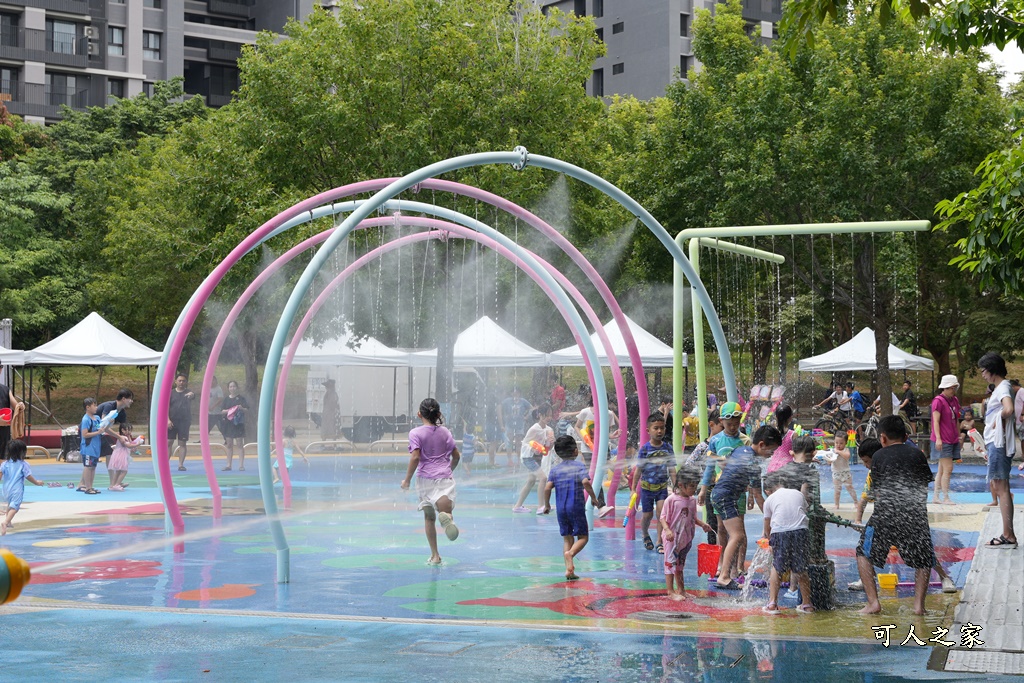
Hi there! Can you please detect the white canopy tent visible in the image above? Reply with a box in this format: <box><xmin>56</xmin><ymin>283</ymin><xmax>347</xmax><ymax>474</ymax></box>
<box><xmin>409</xmin><ymin>315</ymin><xmax>548</xmax><ymax>368</ymax></box>
<box><xmin>26</xmin><ymin>312</ymin><xmax>162</xmax><ymax>366</ymax></box>
<box><xmin>547</xmin><ymin>314</ymin><xmax>684</xmax><ymax>368</ymax></box>
<box><xmin>797</xmin><ymin>327</ymin><xmax>935</xmax><ymax>372</ymax></box>
<box><xmin>284</xmin><ymin>332</ymin><xmax>412</xmax><ymax>367</ymax></box>
<box><xmin>0</xmin><ymin>345</ymin><xmax>26</xmax><ymax>367</ymax></box>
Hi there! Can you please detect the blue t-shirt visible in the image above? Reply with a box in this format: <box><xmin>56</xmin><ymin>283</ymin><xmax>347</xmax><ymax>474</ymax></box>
<box><xmin>1</xmin><ymin>460</ymin><xmax>31</xmax><ymax>503</ymax></box>
<box><xmin>850</xmin><ymin>391</ymin><xmax>865</xmax><ymax>413</ymax></box>
<box><xmin>701</xmin><ymin>431</ymin><xmax>747</xmax><ymax>487</ymax></box>
<box><xmin>549</xmin><ymin>459</ymin><xmax>590</xmax><ymax>515</ymax></box>
<box><xmin>636</xmin><ymin>440</ymin><xmax>674</xmax><ymax>488</ymax></box>
<box><xmin>80</xmin><ymin>413</ymin><xmax>101</xmax><ymax>458</ymax></box>
<box><xmin>712</xmin><ymin>445</ymin><xmax>762</xmax><ymax>498</ymax></box>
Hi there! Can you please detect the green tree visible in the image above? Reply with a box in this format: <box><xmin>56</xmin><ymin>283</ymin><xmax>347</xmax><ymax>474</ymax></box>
<box><xmin>628</xmin><ymin>0</ymin><xmax>1006</xmax><ymax>393</ymax></box>
<box><xmin>91</xmin><ymin>1</ymin><xmax>606</xmax><ymax>402</ymax></box>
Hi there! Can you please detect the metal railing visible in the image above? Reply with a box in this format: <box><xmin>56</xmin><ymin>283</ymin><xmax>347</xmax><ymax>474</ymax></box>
<box><xmin>46</xmin><ymin>84</ymin><xmax>89</xmax><ymax>108</ymax></box>
<box><xmin>46</xmin><ymin>29</ymin><xmax>87</xmax><ymax>56</ymax></box>
<box><xmin>0</xmin><ymin>78</ymin><xmax>17</xmax><ymax>102</ymax></box>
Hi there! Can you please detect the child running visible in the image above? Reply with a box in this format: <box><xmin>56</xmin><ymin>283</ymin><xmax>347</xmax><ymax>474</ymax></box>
<box><xmin>829</xmin><ymin>432</ymin><xmax>857</xmax><ymax>509</ymax></box>
<box><xmin>108</xmin><ymin>423</ymin><xmax>144</xmax><ymax>491</ymax></box>
<box><xmin>401</xmin><ymin>398</ymin><xmax>461</xmax><ymax>566</ymax></box>
<box><xmin>1</xmin><ymin>440</ymin><xmax>45</xmax><ymax>534</ymax></box>
<box><xmin>634</xmin><ymin>413</ymin><xmax>675</xmax><ymax>553</ymax></box>
<box><xmin>709</xmin><ymin>425</ymin><xmax>782</xmax><ymax>590</ymax></box>
<box><xmin>273</xmin><ymin>426</ymin><xmax>309</xmax><ymax>484</ymax></box>
<box><xmin>543</xmin><ymin>435</ymin><xmax>597</xmax><ymax>580</ymax></box>
<box><xmin>760</xmin><ymin>472</ymin><xmax>813</xmax><ymax>614</ymax></box>
<box><xmin>513</xmin><ymin>403</ymin><xmax>555</xmax><ymax>514</ymax></box>
<box><xmin>660</xmin><ymin>467</ymin><xmax>712</xmax><ymax>600</ymax></box>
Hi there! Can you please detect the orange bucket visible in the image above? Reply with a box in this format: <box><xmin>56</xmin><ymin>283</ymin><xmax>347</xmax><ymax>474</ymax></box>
<box><xmin>697</xmin><ymin>543</ymin><xmax>721</xmax><ymax>577</ymax></box>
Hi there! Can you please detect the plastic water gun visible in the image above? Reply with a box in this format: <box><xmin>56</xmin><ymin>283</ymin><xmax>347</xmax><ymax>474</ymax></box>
<box><xmin>622</xmin><ymin>491</ymin><xmax>639</xmax><ymax>528</ymax></box>
<box><xmin>98</xmin><ymin>409</ymin><xmax>119</xmax><ymax>431</ymax></box>
<box><xmin>528</xmin><ymin>440</ymin><xmax>548</xmax><ymax>456</ymax></box>
<box><xmin>793</xmin><ymin>424</ymin><xmax>805</xmax><ymax>437</ymax></box>
<box><xmin>580</xmin><ymin>420</ymin><xmax>595</xmax><ymax>450</ymax></box>
<box><xmin>967</xmin><ymin>428</ymin><xmax>985</xmax><ymax>456</ymax></box>
<box><xmin>847</xmin><ymin>430</ymin><xmax>857</xmax><ymax>448</ymax></box>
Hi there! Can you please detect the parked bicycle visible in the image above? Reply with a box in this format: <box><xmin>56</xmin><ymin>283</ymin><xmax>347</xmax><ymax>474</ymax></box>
<box><xmin>813</xmin><ymin>406</ymin><xmax>856</xmax><ymax>435</ymax></box>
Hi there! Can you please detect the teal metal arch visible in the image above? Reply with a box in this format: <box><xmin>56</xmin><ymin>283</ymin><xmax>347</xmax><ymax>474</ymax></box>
<box><xmin>258</xmin><ymin>148</ymin><xmax>738</xmax><ymax>581</ymax></box>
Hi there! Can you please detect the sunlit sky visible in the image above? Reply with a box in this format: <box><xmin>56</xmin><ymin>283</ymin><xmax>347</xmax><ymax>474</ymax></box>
<box><xmin>984</xmin><ymin>44</ymin><xmax>1024</xmax><ymax>90</ymax></box>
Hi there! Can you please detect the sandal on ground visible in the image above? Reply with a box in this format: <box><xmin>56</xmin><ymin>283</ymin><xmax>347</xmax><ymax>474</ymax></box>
<box><xmin>239</xmin><ymin>466</ymin><xmax>246</xmax><ymax>471</ymax></box>
<box><xmin>643</xmin><ymin>536</ymin><xmax>655</xmax><ymax>551</ymax></box>
<box><xmin>715</xmin><ymin>579</ymin><xmax>741</xmax><ymax>590</ymax></box>
<box><xmin>177</xmin><ymin>466</ymin><xmax>187</xmax><ymax>471</ymax></box>
<box><xmin>656</xmin><ymin>543</ymin><xmax>665</xmax><ymax>554</ymax></box>
<box><xmin>76</xmin><ymin>487</ymin><xmax>88</xmax><ymax>493</ymax></box>
<box><xmin>985</xmin><ymin>535</ymin><xmax>1018</xmax><ymax>549</ymax></box>
<box><xmin>796</xmin><ymin>604</ymin><xmax>815</xmax><ymax>613</ymax></box>
<box><xmin>84</xmin><ymin>488</ymin><xmax>101</xmax><ymax>495</ymax></box>
<box><xmin>762</xmin><ymin>603</ymin><xmax>781</xmax><ymax>615</ymax></box>
<box><xmin>221</xmin><ymin>467</ymin><xmax>232</xmax><ymax>471</ymax></box>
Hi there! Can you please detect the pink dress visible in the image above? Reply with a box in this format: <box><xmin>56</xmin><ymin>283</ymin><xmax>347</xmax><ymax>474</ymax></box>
<box><xmin>109</xmin><ymin>435</ymin><xmax>143</xmax><ymax>470</ymax></box>
<box><xmin>766</xmin><ymin>429</ymin><xmax>794</xmax><ymax>473</ymax></box>
<box><xmin>660</xmin><ymin>493</ymin><xmax>698</xmax><ymax>574</ymax></box>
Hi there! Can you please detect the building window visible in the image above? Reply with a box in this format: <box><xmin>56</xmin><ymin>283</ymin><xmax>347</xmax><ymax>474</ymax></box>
<box><xmin>573</xmin><ymin>0</ymin><xmax>586</xmax><ymax>16</ymax></box>
<box><xmin>144</xmin><ymin>0</ymin><xmax>163</xmax><ymax>8</ymax></box>
<box><xmin>47</xmin><ymin>19</ymin><xmax>77</xmax><ymax>55</ymax></box>
<box><xmin>1</xmin><ymin>13</ymin><xmax>20</xmax><ymax>48</ymax></box>
<box><xmin>46</xmin><ymin>72</ymin><xmax>78</xmax><ymax>106</ymax></box>
<box><xmin>595</xmin><ymin>27</ymin><xmax>603</xmax><ymax>42</ymax></box>
<box><xmin>143</xmin><ymin>31</ymin><xmax>161</xmax><ymax>60</ymax></box>
<box><xmin>0</xmin><ymin>67</ymin><xmax>18</xmax><ymax>103</ymax></box>
<box><xmin>680</xmin><ymin>55</ymin><xmax>692</xmax><ymax>76</ymax></box>
<box><xmin>108</xmin><ymin>26</ymin><xmax>124</xmax><ymax>56</ymax></box>
<box><xmin>612</xmin><ymin>21</ymin><xmax>624</xmax><ymax>34</ymax></box>
<box><xmin>680</xmin><ymin>13</ymin><xmax>689</xmax><ymax>36</ymax></box>
<box><xmin>593</xmin><ymin>0</ymin><xmax>603</xmax><ymax>18</ymax></box>
<box><xmin>142</xmin><ymin>82</ymin><xmax>154</xmax><ymax>97</ymax></box>
<box><xmin>612</xmin><ymin>62</ymin><xmax>624</xmax><ymax>75</ymax></box>
<box><xmin>592</xmin><ymin>67</ymin><xmax>603</xmax><ymax>97</ymax></box>
<box><xmin>107</xmin><ymin>78</ymin><xmax>124</xmax><ymax>98</ymax></box>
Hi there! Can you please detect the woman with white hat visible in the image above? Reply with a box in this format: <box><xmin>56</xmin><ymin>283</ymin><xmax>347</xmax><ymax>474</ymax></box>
<box><xmin>930</xmin><ymin>374</ymin><xmax>962</xmax><ymax>505</ymax></box>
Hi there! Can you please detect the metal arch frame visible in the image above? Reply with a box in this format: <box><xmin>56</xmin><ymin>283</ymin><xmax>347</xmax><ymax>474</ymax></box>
<box><xmin>258</xmin><ymin>149</ymin><xmax>737</xmax><ymax>581</ymax></box>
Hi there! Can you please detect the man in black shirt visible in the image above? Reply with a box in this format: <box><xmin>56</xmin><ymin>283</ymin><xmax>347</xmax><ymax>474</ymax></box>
<box><xmin>855</xmin><ymin>415</ymin><xmax>935</xmax><ymax>615</ymax></box>
<box><xmin>167</xmin><ymin>374</ymin><xmax>194</xmax><ymax>471</ymax></box>
<box><xmin>97</xmin><ymin>389</ymin><xmax>133</xmax><ymax>488</ymax></box>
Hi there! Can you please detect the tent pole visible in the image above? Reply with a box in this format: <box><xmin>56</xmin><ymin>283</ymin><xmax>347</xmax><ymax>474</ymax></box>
<box><xmin>27</xmin><ymin>366</ymin><xmax>32</xmax><ymax>443</ymax></box>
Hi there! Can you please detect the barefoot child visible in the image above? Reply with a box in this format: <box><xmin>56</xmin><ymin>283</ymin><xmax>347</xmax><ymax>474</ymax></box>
<box><xmin>108</xmin><ymin>423</ymin><xmax>144</xmax><ymax>491</ymax></box>
<box><xmin>829</xmin><ymin>432</ymin><xmax>857</xmax><ymax>509</ymax></box>
<box><xmin>543</xmin><ymin>435</ymin><xmax>597</xmax><ymax>580</ymax></box>
<box><xmin>660</xmin><ymin>467</ymin><xmax>712</xmax><ymax>600</ymax></box>
<box><xmin>634</xmin><ymin>413</ymin><xmax>675</xmax><ymax>553</ymax></box>
<box><xmin>273</xmin><ymin>426</ymin><xmax>308</xmax><ymax>484</ymax></box>
<box><xmin>761</xmin><ymin>473</ymin><xmax>813</xmax><ymax>614</ymax></box>
<box><xmin>401</xmin><ymin>398</ymin><xmax>461</xmax><ymax>566</ymax></box>
<box><xmin>513</xmin><ymin>404</ymin><xmax>554</xmax><ymax>513</ymax></box>
<box><xmin>709</xmin><ymin>425</ymin><xmax>782</xmax><ymax>590</ymax></box>
<box><xmin>1</xmin><ymin>440</ymin><xmax>45</xmax><ymax>534</ymax></box>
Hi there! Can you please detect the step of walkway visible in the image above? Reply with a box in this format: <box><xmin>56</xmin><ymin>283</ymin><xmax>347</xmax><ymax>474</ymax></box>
<box><xmin>940</xmin><ymin>508</ymin><xmax>1024</xmax><ymax>675</ymax></box>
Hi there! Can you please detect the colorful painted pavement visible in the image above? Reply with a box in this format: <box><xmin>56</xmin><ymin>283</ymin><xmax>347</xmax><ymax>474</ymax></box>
<box><xmin>0</xmin><ymin>453</ymin><xmax>1019</xmax><ymax>681</ymax></box>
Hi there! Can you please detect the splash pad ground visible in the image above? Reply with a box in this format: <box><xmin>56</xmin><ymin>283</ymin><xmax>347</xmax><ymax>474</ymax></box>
<box><xmin>0</xmin><ymin>452</ymin><xmax>1019</xmax><ymax>682</ymax></box>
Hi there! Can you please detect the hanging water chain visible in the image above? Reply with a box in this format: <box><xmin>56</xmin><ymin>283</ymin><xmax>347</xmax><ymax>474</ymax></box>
<box><xmin>830</xmin><ymin>233</ymin><xmax>836</xmax><ymax>345</ymax></box>
<box><xmin>809</xmin><ymin>235</ymin><xmax>815</xmax><ymax>355</ymax></box>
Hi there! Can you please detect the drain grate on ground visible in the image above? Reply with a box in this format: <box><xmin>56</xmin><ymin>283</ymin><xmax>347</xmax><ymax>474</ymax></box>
<box><xmin>945</xmin><ymin>649</ymin><xmax>1024</xmax><ymax>674</ymax></box>
<box><xmin>397</xmin><ymin>640</ymin><xmax>476</xmax><ymax>656</ymax></box>
<box><xmin>630</xmin><ymin>610</ymin><xmax>708</xmax><ymax>623</ymax></box>
<box><xmin>265</xmin><ymin>635</ymin><xmax>346</xmax><ymax>649</ymax></box>
<box><xmin>504</xmin><ymin>645</ymin><xmax>583</xmax><ymax>661</ymax></box>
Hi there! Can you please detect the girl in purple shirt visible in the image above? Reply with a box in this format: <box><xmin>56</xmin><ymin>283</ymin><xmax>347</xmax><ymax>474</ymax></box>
<box><xmin>401</xmin><ymin>398</ymin><xmax>462</xmax><ymax>565</ymax></box>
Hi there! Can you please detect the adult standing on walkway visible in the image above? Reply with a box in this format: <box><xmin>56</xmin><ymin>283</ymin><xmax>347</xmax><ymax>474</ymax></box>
<box><xmin>207</xmin><ymin>376</ymin><xmax>224</xmax><ymax>438</ymax></box>
<box><xmin>220</xmin><ymin>380</ymin><xmax>249</xmax><ymax>471</ymax></box>
<box><xmin>978</xmin><ymin>353</ymin><xmax>1018</xmax><ymax>549</ymax></box>
<box><xmin>97</xmin><ymin>389</ymin><xmax>133</xmax><ymax>488</ymax></box>
<box><xmin>0</xmin><ymin>367</ymin><xmax>23</xmax><ymax>459</ymax></box>
<box><xmin>320</xmin><ymin>379</ymin><xmax>339</xmax><ymax>443</ymax></box>
<box><xmin>930</xmin><ymin>375</ymin><xmax>962</xmax><ymax>505</ymax></box>
<box><xmin>167</xmin><ymin>374</ymin><xmax>194</xmax><ymax>472</ymax></box>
